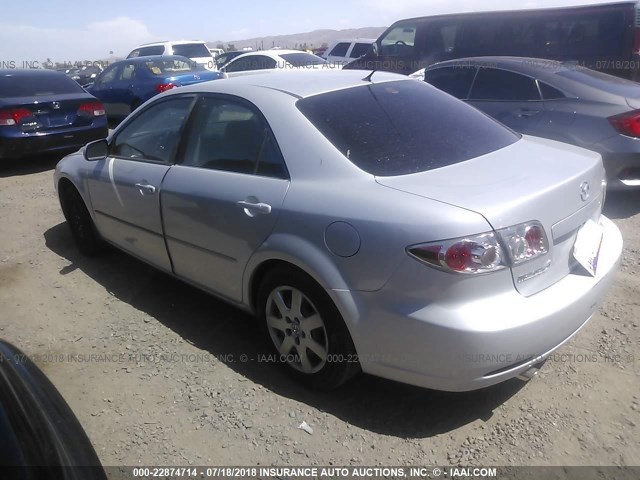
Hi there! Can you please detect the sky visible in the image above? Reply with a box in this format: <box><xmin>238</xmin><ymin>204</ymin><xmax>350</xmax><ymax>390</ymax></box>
<box><xmin>0</xmin><ymin>0</ymin><xmax>629</xmax><ymax>62</ymax></box>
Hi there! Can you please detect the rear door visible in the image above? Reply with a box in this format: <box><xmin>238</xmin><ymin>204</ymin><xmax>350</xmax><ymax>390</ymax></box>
<box><xmin>160</xmin><ymin>94</ymin><xmax>289</xmax><ymax>302</ymax></box>
<box><xmin>87</xmin><ymin>95</ymin><xmax>196</xmax><ymax>271</ymax></box>
<box><xmin>467</xmin><ymin>67</ymin><xmax>544</xmax><ymax>134</ymax></box>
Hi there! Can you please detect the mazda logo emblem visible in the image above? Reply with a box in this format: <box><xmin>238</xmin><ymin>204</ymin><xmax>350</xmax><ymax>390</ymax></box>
<box><xmin>580</xmin><ymin>181</ymin><xmax>590</xmax><ymax>201</ymax></box>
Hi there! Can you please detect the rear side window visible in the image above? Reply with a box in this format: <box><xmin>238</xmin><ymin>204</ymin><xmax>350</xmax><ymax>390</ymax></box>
<box><xmin>225</xmin><ymin>55</ymin><xmax>277</xmax><ymax>72</ymax></box>
<box><xmin>297</xmin><ymin>80</ymin><xmax>519</xmax><ymax>176</ymax></box>
<box><xmin>131</xmin><ymin>46</ymin><xmax>165</xmax><ymax>57</ymax></box>
<box><xmin>470</xmin><ymin>68</ymin><xmax>540</xmax><ymax>101</ymax></box>
<box><xmin>538</xmin><ymin>82</ymin><xmax>565</xmax><ymax>100</ymax></box>
<box><xmin>328</xmin><ymin>42</ymin><xmax>350</xmax><ymax>57</ymax></box>
<box><xmin>280</xmin><ymin>53</ymin><xmax>327</xmax><ymax>67</ymax></box>
<box><xmin>172</xmin><ymin>43</ymin><xmax>211</xmax><ymax>58</ymax></box>
<box><xmin>350</xmin><ymin>43</ymin><xmax>372</xmax><ymax>58</ymax></box>
<box><xmin>0</xmin><ymin>73</ymin><xmax>84</xmax><ymax>97</ymax></box>
<box><xmin>424</xmin><ymin>66</ymin><xmax>476</xmax><ymax>99</ymax></box>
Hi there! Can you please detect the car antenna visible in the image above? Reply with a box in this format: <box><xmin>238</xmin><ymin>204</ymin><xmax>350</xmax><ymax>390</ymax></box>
<box><xmin>362</xmin><ymin>70</ymin><xmax>377</xmax><ymax>82</ymax></box>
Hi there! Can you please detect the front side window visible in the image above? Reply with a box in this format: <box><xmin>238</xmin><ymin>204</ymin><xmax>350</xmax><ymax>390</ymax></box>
<box><xmin>297</xmin><ymin>80</ymin><xmax>519</xmax><ymax>176</ymax></box>
<box><xmin>424</xmin><ymin>66</ymin><xmax>477</xmax><ymax>99</ymax></box>
<box><xmin>95</xmin><ymin>66</ymin><xmax>118</xmax><ymax>85</ymax></box>
<box><xmin>380</xmin><ymin>23</ymin><xmax>417</xmax><ymax>56</ymax></box>
<box><xmin>181</xmin><ymin>96</ymin><xmax>287</xmax><ymax>178</ymax></box>
<box><xmin>111</xmin><ymin>97</ymin><xmax>194</xmax><ymax>163</ymax></box>
<box><xmin>470</xmin><ymin>68</ymin><xmax>541</xmax><ymax>101</ymax></box>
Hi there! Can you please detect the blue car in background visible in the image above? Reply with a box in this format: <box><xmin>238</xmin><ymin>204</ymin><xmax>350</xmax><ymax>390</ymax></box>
<box><xmin>87</xmin><ymin>55</ymin><xmax>225</xmax><ymax>122</ymax></box>
<box><xmin>0</xmin><ymin>70</ymin><xmax>108</xmax><ymax>160</ymax></box>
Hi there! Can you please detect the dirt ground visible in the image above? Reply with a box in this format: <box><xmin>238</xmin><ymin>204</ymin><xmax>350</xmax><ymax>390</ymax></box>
<box><xmin>1</xmin><ymin>155</ymin><xmax>639</xmax><ymax>469</ymax></box>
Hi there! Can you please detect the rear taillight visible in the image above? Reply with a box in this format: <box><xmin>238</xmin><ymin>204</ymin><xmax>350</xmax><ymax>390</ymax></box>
<box><xmin>408</xmin><ymin>232</ymin><xmax>505</xmax><ymax>274</ymax></box>
<box><xmin>0</xmin><ymin>108</ymin><xmax>33</xmax><ymax>126</ymax></box>
<box><xmin>608</xmin><ymin>109</ymin><xmax>640</xmax><ymax>137</ymax></box>
<box><xmin>408</xmin><ymin>221</ymin><xmax>549</xmax><ymax>274</ymax></box>
<box><xmin>155</xmin><ymin>83</ymin><xmax>176</xmax><ymax>93</ymax></box>
<box><xmin>78</xmin><ymin>102</ymin><xmax>105</xmax><ymax>117</ymax></box>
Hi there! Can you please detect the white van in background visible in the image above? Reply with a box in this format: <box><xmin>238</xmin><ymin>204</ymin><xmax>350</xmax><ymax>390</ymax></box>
<box><xmin>322</xmin><ymin>39</ymin><xmax>375</xmax><ymax>67</ymax></box>
<box><xmin>127</xmin><ymin>41</ymin><xmax>216</xmax><ymax>70</ymax></box>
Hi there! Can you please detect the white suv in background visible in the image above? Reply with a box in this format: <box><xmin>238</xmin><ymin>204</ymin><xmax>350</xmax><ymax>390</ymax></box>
<box><xmin>127</xmin><ymin>41</ymin><xmax>216</xmax><ymax>70</ymax></box>
<box><xmin>322</xmin><ymin>39</ymin><xmax>375</xmax><ymax>67</ymax></box>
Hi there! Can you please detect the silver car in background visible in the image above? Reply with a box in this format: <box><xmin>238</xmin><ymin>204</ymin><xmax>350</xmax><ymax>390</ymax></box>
<box><xmin>54</xmin><ymin>70</ymin><xmax>623</xmax><ymax>391</ymax></box>
<box><xmin>423</xmin><ymin>56</ymin><xmax>640</xmax><ymax>190</ymax></box>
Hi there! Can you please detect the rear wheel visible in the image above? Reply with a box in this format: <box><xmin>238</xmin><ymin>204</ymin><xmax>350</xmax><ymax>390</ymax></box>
<box><xmin>59</xmin><ymin>183</ymin><xmax>106</xmax><ymax>256</ymax></box>
<box><xmin>257</xmin><ymin>267</ymin><xmax>360</xmax><ymax>390</ymax></box>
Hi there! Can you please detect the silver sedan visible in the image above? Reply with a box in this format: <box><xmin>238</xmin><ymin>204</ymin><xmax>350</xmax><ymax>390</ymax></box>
<box><xmin>54</xmin><ymin>70</ymin><xmax>623</xmax><ymax>391</ymax></box>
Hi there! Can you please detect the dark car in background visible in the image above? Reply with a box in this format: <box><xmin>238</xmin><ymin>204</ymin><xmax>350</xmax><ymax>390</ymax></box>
<box><xmin>422</xmin><ymin>57</ymin><xmax>640</xmax><ymax>190</ymax></box>
<box><xmin>215</xmin><ymin>50</ymin><xmax>246</xmax><ymax>69</ymax></box>
<box><xmin>0</xmin><ymin>70</ymin><xmax>108</xmax><ymax>160</ymax></box>
<box><xmin>72</xmin><ymin>65</ymin><xmax>104</xmax><ymax>87</ymax></box>
<box><xmin>345</xmin><ymin>2</ymin><xmax>640</xmax><ymax>80</ymax></box>
<box><xmin>0</xmin><ymin>340</ymin><xmax>106</xmax><ymax>477</ymax></box>
<box><xmin>87</xmin><ymin>55</ymin><xmax>225</xmax><ymax>122</ymax></box>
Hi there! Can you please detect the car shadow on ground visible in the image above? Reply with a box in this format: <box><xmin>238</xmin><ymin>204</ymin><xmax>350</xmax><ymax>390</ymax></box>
<box><xmin>603</xmin><ymin>190</ymin><xmax>640</xmax><ymax>220</ymax></box>
<box><xmin>44</xmin><ymin>222</ymin><xmax>527</xmax><ymax>439</ymax></box>
<box><xmin>0</xmin><ymin>153</ymin><xmax>65</xmax><ymax>178</ymax></box>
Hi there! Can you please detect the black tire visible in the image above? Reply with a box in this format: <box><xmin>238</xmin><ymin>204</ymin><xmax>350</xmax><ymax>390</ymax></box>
<box><xmin>257</xmin><ymin>267</ymin><xmax>361</xmax><ymax>390</ymax></box>
<box><xmin>59</xmin><ymin>183</ymin><xmax>106</xmax><ymax>257</ymax></box>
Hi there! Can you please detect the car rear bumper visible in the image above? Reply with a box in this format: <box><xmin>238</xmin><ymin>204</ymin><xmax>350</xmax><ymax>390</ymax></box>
<box><xmin>0</xmin><ymin>126</ymin><xmax>107</xmax><ymax>159</ymax></box>
<box><xmin>334</xmin><ymin>215</ymin><xmax>622</xmax><ymax>391</ymax></box>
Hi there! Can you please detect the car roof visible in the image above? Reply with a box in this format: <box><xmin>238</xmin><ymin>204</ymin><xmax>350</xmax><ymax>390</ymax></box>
<box><xmin>114</xmin><ymin>55</ymin><xmax>192</xmax><ymax>64</ymax></box>
<box><xmin>231</xmin><ymin>49</ymin><xmax>317</xmax><ymax>61</ymax></box>
<box><xmin>136</xmin><ymin>40</ymin><xmax>207</xmax><ymax>47</ymax></box>
<box><xmin>173</xmin><ymin>69</ymin><xmax>407</xmax><ymax>99</ymax></box>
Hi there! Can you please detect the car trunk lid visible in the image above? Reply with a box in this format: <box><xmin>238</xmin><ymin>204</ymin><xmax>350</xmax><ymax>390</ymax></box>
<box><xmin>376</xmin><ymin>136</ymin><xmax>605</xmax><ymax>296</ymax></box>
<box><xmin>3</xmin><ymin>94</ymin><xmax>99</xmax><ymax>132</ymax></box>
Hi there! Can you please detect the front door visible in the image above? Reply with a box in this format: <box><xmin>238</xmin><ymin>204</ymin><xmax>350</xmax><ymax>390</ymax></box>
<box><xmin>86</xmin><ymin>95</ymin><xmax>196</xmax><ymax>271</ymax></box>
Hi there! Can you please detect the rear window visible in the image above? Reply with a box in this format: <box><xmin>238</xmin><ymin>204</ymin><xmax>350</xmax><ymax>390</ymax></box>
<box><xmin>280</xmin><ymin>53</ymin><xmax>327</xmax><ymax>67</ymax></box>
<box><xmin>297</xmin><ymin>80</ymin><xmax>519</xmax><ymax>176</ymax></box>
<box><xmin>143</xmin><ymin>58</ymin><xmax>199</xmax><ymax>75</ymax></box>
<box><xmin>0</xmin><ymin>73</ymin><xmax>84</xmax><ymax>97</ymax></box>
<box><xmin>172</xmin><ymin>43</ymin><xmax>211</xmax><ymax>58</ymax></box>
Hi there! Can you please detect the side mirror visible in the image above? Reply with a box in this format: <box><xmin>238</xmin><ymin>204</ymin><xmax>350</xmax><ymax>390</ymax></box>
<box><xmin>84</xmin><ymin>139</ymin><xmax>108</xmax><ymax>161</ymax></box>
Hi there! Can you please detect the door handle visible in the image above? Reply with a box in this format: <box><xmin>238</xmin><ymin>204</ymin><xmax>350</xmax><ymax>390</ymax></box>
<box><xmin>236</xmin><ymin>200</ymin><xmax>271</xmax><ymax>215</ymax></box>
<box><xmin>517</xmin><ymin>109</ymin><xmax>541</xmax><ymax>118</ymax></box>
<box><xmin>135</xmin><ymin>183</ymin><xmax>156</xmax><ymax>194</ymax></box>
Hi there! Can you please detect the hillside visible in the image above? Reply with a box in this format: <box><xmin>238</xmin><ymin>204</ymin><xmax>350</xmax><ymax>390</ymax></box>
<box><xmin>208</xmin><ymin>26</ymin><xmax>387</xmax><ymax>51</ymax></box>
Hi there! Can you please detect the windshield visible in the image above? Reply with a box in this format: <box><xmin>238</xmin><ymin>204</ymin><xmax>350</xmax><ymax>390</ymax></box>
<box><xmin>280</xmin><ymin>53</ymin><xmax>327</xmax><ymax>67</ymax></box>
<box><xmin>0</xmin><ymin>73</ymin><xmax>85</xmax><ymax>97</ymax></box>
<box><xmin>143</xmin><ymin>58</ymin><xmax>200</xmax><ymax>75</ymax></box>
<box><xmin>172</xmin><ymin>43</ymin><xmax>212</xmax><ymax>58</ymax></box>
<box><xmin>297</xmin><ymin>80</ymin><xmax>519</xmax><ymax>176</ymax></box>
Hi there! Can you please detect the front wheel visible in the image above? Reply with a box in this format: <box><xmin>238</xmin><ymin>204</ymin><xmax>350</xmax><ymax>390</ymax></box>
<box><xmin>258</xmin><ymin>267</ymin><xmax>360</xmax><ymax>390</ymax></box>
<box><xmin>59</xmin><ymin>183</ymin><xmax>106</xmax><ymax>256</ymax></box>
